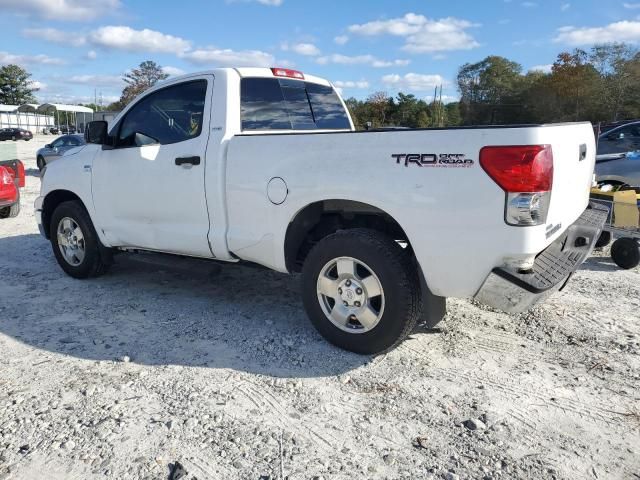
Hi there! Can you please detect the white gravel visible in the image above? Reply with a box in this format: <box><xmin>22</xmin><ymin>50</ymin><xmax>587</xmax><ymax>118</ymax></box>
<box><xmin>0</xmin><ymin>137</ymin><xmax>639</xmax><ymax>480</ymax></box>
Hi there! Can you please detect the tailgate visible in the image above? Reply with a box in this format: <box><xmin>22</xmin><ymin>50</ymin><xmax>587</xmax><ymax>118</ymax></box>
<box><xmin>539</xmin><ymin>123</ymin><xmax>596</xmax><ymax>237</ymax></box>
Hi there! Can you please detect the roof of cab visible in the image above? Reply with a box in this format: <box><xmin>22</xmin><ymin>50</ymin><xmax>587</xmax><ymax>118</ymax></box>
<box><xmin>162</xmin><ymin>67</ymin><xmax>332</xmax><ymax>87</ymax></box>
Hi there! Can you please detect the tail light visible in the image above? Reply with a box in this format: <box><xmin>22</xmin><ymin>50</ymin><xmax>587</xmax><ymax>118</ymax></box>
<box><xmin>1</xmin><ymin>168</ymin><xmax>13</xmax><ymax>186</ymax></box>
<box><xmin>480</xmin><ymin>145</ymin><xmax>554</xmax><ymax>226</ymax></box>
<box><xmin>17</xmin><ymin>160</ymin><xmax>25</xmax><ymax>188</ymax></box>
<box><xmin>271</xmin><ymin>67</ymin><xmax>304</xmax><ymax>80</ymax></box>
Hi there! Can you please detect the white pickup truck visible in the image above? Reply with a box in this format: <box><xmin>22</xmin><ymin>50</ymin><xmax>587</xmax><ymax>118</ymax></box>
<box><xmin>35</xmin><ymin>67</ymin><xmax>607</xmax><ymax>354</ymax></box>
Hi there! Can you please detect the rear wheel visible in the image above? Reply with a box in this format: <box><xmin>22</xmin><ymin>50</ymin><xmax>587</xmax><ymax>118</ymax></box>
<box><xmin>611</xmin><ymin>237</ymin><xmax>640</xmax><ymax>270</ymax></box>
<box><xmin>37</xmin><ymin>156</ymin><xmax>46</xmax><ymax>171</ymax></box>
<box><xmin>301</xmin><ymin>229</ymin><xmax>420</xmax><ymax>354</ymax></box>
<box><xmin>50</xmin><ymin>201</ymin><xmax>110</xmax><ymax>278</ymax></box>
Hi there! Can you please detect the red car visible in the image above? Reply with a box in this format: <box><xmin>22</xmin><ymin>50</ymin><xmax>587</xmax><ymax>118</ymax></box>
<box><xmin>0</xmin><ymin>159</ymin><xmax>25</xmax><ymax>218</ymax></box>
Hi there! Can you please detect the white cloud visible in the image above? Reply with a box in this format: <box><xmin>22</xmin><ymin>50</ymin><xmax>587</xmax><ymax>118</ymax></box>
<box><xmin>521</xmin><ymin>1</ymin><xmax>538</xmax><ymax>7</ymax></box>
<box><xmin>88</xmin><ymin>26</ymin><xmax>191</xmax><ymax>54</ymax></box>
<box><xmin>347</xmin><ymin>13</ymin><xmax>480</xmax><ymax>53</ymax></box>
<box><xmin>282</xmin><ymin>42</ymin><xmax>321</xmax><ymax>56</ymax></box>
<box><xmin>39</xmin><ymin>93</ymin><xmax>120</xmax><ymax>105</ymax></box>
<box><xmin>334</xmin><ymin>35</ymin><xmax>349</xmax><ymax>45</ymax></box>
<box><xmin>29</xmin><ymin>80</ymin><xmax>46</xmax><ymax>90</ymax></box>
<box><xmin>0</xmin><ymin>0</ymin><xmax>120</xmax><ymax>21</ymax></box>
<box><xmin>316</xmin><ymin>54</ymin><xmax>410</xmax><ymax>68</ymax></box>
<box><xmin>424</xmin><ymin>94</ymin><xmax>459</xmax><ymax>104</ymax></box>
<box><xmin>529</xmin><ymin>64</ymin><xmax>553</xmax><ymax>73</ymax></box>
<box><xmin>561</xmin><ymin>3</ymin><xmax>570</xmax><ymax>11</ymax></box>
<box><xmin>23</xmin><ymin>27</ymin><xmax>86</xmax><ymax>46</ymax></box>
<box><xmin>623</xmin><ymin>2</ymin><xmax>640</xmax><ymax>8</ymax></box>
<box><xmin>0</xmin><ymin>51</ymin><xmax>65</xmax><ymax>66</ymax></box>
<box><xmin>23</xmin><ymin>25</ymin><xmax>191</xmax><ymax>55</ymax></box>
<box><xmin>180</xmin><ymin>48</ymin><xmax>275</xmax><ymax>67</ymax></box>
<box><xmin>381</xmin><ymin>73</ymin><xmax>447</xmax><ymax>91</ymax></box>
<box><xmin>554</xmin><ymin>21</ymin><xmax>640</xmax><ymax>45</ymax></box>
<box><xmin>65</xmin><ymin>74</ymin><xmax>124</xmax><ymax>88</ymax></box>
<box><xmin>333</xmin><ymin>80</ymin><xmax>370</xmax><ymax>89</ymax></box>
<box><xmin>86</xmin><ymin>50</ymin><xmax>97</xmax><ymax>60</ymax></box>
<box><xmin>162</xmin><ymin>66</ymin><xmax>186</xmax><ymax>76</ymax></box>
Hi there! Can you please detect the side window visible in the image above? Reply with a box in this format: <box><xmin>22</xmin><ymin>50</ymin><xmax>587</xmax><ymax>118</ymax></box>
<box><xmin>118</xmin><ymin>80</ymin><xmax>207</xmax><ymax>147</ymax></box>
<box><xmin>68</xmin><ymin>137</ymin><xmax>81</xmax><ymax>146</ymax></box>
<box><xmin>598</xmin><ymin>125</ymin><xmax>640</xmax><ymax>156</ymax></box>
<box><xmin>51</xmin><ymin>138</ymin><xmax>65</xmax><ymax>148</ymax></box>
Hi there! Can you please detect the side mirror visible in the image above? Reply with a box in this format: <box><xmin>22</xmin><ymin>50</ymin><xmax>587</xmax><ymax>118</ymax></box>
<box><xmin>44</xmin><ymin>144</ymin><xmax>51</xmax><ymax>149</ymax></box>
<box><xmin>85</xmin><ymin>121</ymin><xmax>109</xmax><ymax>145</ymax></box>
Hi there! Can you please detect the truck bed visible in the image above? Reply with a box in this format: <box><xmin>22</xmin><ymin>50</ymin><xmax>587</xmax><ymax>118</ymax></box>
<box><xmin>225</xmin><ymin>122</ymin><xmax>596</xmax><ymax>298</ymax></box>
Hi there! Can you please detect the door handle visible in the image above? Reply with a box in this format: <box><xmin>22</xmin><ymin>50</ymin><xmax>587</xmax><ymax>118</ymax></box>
<box><xmin>175</xmin><ymin>156</ymin><xmax>200</xmax><ymax>166</ymax></box>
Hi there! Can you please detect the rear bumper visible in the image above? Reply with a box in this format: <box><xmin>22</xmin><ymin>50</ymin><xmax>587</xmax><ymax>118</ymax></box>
<box><xmin>474</xmin><ymin>202</ymin><xmax>609</xmax><ymax>313</ymax></box>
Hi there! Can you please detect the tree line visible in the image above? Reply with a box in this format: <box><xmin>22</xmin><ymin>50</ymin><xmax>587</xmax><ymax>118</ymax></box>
<box><xmin>1</xmin><ymin>43</ymin><xmax>638</xmax><ymax>128</ymax></box>
<box><xmin>347</xmin><ymin>42</ymin><xmax>640</xmax><ymax>129</ymax></box>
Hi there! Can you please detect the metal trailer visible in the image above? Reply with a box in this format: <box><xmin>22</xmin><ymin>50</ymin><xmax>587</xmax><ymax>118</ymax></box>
<box><xmin>590</xmin><ymin>188</ymin><xmax>640</xmax><ymax>269</ymax></box>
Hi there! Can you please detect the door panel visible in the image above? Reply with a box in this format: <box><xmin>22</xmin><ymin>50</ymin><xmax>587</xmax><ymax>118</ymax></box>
<box><xmin>92</xmin><ymin>76</ymin><xmax>214</xmax><ymax>257</ymax></box>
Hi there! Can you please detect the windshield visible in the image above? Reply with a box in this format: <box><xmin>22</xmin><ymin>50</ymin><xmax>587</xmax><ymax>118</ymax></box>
<box><xmin>240</xmin><ymin>77</ymin><xmax>351</xmax><ymax>131</ymax></box>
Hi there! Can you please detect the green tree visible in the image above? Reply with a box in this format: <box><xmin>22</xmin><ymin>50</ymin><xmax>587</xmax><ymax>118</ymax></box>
<box><xmin>367</xmin><ymin>91</ymin><xmax>392</xmax><ymax>127</ymax></box>
<box><xmin>457</xmin><ymin>56</ymin><xmax>524</xmax><ymax>124</ymax></box>
<box><xmin>590</xmin><ymin>43</ymin><xmax>640</xmax><ymax>121</ymax></box>
<box><xmin>115</xmin><ymin>60</ymin><xmax>169</xmax><ymax>109</ymax></box>
<box><xmin>0</xmin><ymin>64</ymin><xmax>38</xmax><ymax>105</ymax></box>
<box><xmin>548</xmin><ymin>49</ymin><xmax>600</xmax><ymax>121</ymax></box>
<box><xmin>445</xmin><ymin>102</ymin><xmax>462</xmax><ymax>126</ymax></box>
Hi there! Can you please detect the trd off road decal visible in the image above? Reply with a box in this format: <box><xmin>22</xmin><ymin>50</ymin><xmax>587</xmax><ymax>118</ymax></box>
<box><xmin>392</xmin><ymin>153</ymin><xmax>474</xmax><ymax>168</ymax></box>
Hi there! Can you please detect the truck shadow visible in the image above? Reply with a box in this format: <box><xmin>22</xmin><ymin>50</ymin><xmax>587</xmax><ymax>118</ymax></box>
<box><xmin>0</xmin><ymin>233</ymin><xmax>368</xmax><ymax>378</ymax></box>
<box><xmin>580</xmin><ymin>254</ymin><xmax>620</xmax><ymax>272</ymax></box>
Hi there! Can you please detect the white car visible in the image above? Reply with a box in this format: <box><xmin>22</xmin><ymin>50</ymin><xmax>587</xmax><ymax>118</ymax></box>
<box><xmin>35</xmin><ymin>67</ymin><xmax>607</xmax><ymax>354</ymax></box>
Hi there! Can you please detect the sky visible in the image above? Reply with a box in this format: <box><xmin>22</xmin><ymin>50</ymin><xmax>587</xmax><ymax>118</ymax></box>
<box><xmin>0</xmin><ymin>0</ymin><xmax>638</xmax><ymax>106</ymax></box>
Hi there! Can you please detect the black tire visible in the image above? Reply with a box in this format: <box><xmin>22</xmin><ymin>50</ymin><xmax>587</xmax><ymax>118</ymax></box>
<box><xmin>50</xmin><ymin>200</ymin><xmax>110</xmax><ymax>278</ymax></box>
<box><xmin>301</xmin><ymin>228</ymin><xmax>421</xmax><ymax>354</ymax></box>
<box><xmin>595</xmin><ymin>230</ymin><xmax>612</xmax><ymax>248</ymax></box>
<box><xmin>611</xmin><ymin>237</ymin><xmax>640</xmax><ymax>270</ymax></box>
<box><xmin>0</xmin><ymin>206</ymin><xmax>9</xmax><ymax>219</ymax></box>
<box><xmin>37</xmin><ymin>156</ymin><xmax>46</xmax><ymax>171</ymax></box>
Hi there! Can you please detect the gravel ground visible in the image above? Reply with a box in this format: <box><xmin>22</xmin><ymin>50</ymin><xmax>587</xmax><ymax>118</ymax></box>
<box><xmin>0</xmin><ymin>138</ymin><xmax>639</xmax><ymax>480</ymax></box>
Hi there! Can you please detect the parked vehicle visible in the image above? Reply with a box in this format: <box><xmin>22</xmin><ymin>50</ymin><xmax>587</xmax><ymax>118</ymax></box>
<box><xmin>35</xmin><ymin>68</ymin><xmax>607</xmax><ymax>354</ymax></box>
<box><xmin>0</xmin><ymin>128</ymin><xmax>32</xmax><ymax>141</ymax></box>
<box><xmin>0</xmin><ymin>159</ymin><xmax>24</xmax><ymax>219</ymax></box>
<box><xmin>36</xmin><ymin>134</ymin><xmax>86</xmax><ymax>170</ymax></box>
<box><xmin>49</xmin><ymin>127</ymin><xmax>60</xmax><ymax>135</ymax></box>
<box><xmin>59</xmin><ymin>125</ymin><xmax>77</xmax><ymax>135</ymax></box>
<box><xmin>595</xmin><ymin>121</ymin><xmax>640</xmax><ymax>187</ymax></box>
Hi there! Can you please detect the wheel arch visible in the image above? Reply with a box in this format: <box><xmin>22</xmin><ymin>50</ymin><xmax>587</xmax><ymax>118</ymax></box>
<box><xmin>41</xmin><ymin>189</ymin><xmax>86</xmax><ymax>239</ymax></box>
<box><xmin>284</xmin><ymin>199</ymin><xmax>411</xmax><ymax>273</ymax></box>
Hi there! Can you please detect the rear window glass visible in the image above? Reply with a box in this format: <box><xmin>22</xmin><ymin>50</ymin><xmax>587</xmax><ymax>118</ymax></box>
<box><xmin>241</xmin><ymin>77</ymin><xmax>351</xmax><ymax>131</ymax></box>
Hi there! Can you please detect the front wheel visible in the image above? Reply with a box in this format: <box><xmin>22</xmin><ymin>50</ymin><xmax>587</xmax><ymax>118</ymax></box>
<box><xmin>611</xmin><ymin>237</ymin><xmax>640</xmax><ymax>270</ymax></box>
<box><xmin>50</xmin><ymin>201</ymin><xmax>110</xmax><ymax>278</ymax></box>
<box><xmin>301</xmin><ymin>229</ymin><xmax>420</xmax><ymax>354</ymax></box>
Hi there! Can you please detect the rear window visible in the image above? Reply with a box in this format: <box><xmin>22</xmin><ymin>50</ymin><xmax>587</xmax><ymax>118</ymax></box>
<box><xmin>240</xmin><ymin>77</ymin><xmax>351</xmax><ymax>131</ymax></box>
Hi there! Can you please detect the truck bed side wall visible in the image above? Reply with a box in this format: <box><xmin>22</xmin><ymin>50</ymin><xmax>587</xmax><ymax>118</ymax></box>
<box><xmin>225</xmin><ymin>124</ymin><xmax>595</xmax><ymax>298</ymax></box>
